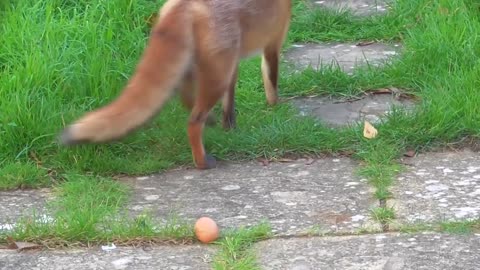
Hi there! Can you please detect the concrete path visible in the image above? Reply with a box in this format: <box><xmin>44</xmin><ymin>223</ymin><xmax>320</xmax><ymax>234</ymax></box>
<box><xmin>283</xmin><ymin>23</ymin><xmax>409</xmax><ymax>128</ymax></box>
<box><xmin>0</xmin><ymin>245</ymin><xmax>216</xmax><ymax>270</ymax></box>
<box><xmin>285</xmin><ymin>42</ymin><xmax>401</xmax><ymax>74</ymax></box>
<box><xmin>291</xmin><ymin>93</ymin><xmax>414</xmax><ymax>126</ymax></box>
<box><xmin>255</xmin><ymin>232</ymin><xmax>480</xmax><ymax>270</ymax></box>
<box><xmin>3</xmin><ymin>150</ymin><xmax>480</xmax><ymax>269</ymax></box>
<box><xmin>2</xmin><ymin>1</ymin><xmax>479</xmax><ymax>269</ymax></box>
<box><xmin>392</xmin><ymin>149</ymin><xmax>480</xmax><ymax>226</ymax></box>
<box><xmin>122</xmin><ymin>158</ymin><xmax>379</xmax><ymax>236</ymax></box>
<box><xmin>0</xmin><ymin>189</ymin><xmax>51</xmax><ymax>227</ymax></box>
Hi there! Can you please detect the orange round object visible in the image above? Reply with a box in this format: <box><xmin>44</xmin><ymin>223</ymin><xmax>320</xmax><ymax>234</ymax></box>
<box><xmin>194</xmin><ymin>217</ymin><xmax>219</xmax><ymax>243</ymax></box>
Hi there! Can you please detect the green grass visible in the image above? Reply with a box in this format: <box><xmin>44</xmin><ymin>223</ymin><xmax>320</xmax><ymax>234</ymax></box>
<box><xmin>439</xmin><ymin>220</ymin><xmax>480</xmax><ymax>234</ymax></box>
<box><xmin>0</xmin><ymin>174</ymin><xmax>195</xmax><ymax>247</ymax></box>
<box><xmin>0</xmin><ymin>162</ymin><xmax>52</xmax><ymax>189</ymax></box>
<box><xmin>1</xmin><ymin>0</ymin><xmax>480</xmax><ymax>260</ymax></box>
<box><xmin>356</xmin><ymin>138</ymin><xmax>404</xmax><ymax>200</ymax></box>
<box><xmin>288</xmin><ymin>0</ymin><xmax>406</xmax><ymax>43</ymax></box>
<box><xmin>371</xmin><ymin>206</ymin><xmax>396</xmax><ymax>224</ymax></box>
<box><xmin>212</xmin><ymin>223</ymin><xmax>272</xmax><ymax>270</ymax></box>
<box><xmin>398</xmin><ymin>220</ymin><xmax>480</xmax><ymax>235</ymax></box>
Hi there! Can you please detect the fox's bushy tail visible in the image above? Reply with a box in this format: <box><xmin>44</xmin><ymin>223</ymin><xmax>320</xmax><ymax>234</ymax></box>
<box><xmin>61</xmin><ymin>1</ymin><xmax>192</xmax><ymax>145</ymax></box>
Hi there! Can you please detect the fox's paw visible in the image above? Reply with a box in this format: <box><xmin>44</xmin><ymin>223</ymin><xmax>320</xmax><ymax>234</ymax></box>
<box><xmin>196</xmin><ymin>154</ymin><xmax>217</xmax><ymax>170</ymax></box>
<box><xmin>222</xmin><ymin>114</ymin><xmax>236</xmax><ymax>130</ymax></box>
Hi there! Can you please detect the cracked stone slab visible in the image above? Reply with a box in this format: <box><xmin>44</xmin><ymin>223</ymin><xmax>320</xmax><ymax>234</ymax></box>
<box><xmin>0</xmin><ymin>245</ymin><xmax>216</xmax><ymax>270</ymax></box>
<box><xmin>255</xmin><ymin>232</ymin><xmax>480</xmax><ymax>270</ymax></box>
<box><xmin>391</xmin><ymin>149</ymin><xmax>480</xmax><ymax>225</ymax></box>
<box><xmin>0</xmin><ymin>189</ymin><xmax>52</xmax><ymax>230</ymax></box>
<box><xmin>122</xmin><ymin>158</ymin><xmax>378</xmax><ymax>236</ymax></box>
<box><xmin>312</xmin><ymin>0</ymin><xmax>391</xmax><ymax>16</ymax></box>
<box><xmin>291</xmin><ymin>93</ymin><xmax>415</xmax><ymax>127</ymax></box>
<box><xmin>285</xmin><ymin>42</ymin><xmax>401</xmax><ymax>73</ymax></box>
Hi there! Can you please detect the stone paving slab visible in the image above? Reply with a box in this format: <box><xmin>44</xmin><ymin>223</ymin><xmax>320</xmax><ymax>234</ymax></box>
<box><xmin>121</xmin><ymin>158</ymin><xmax>379</xmax><ymax>236</ymax></box>
<box><xmin>255</xmin><ymin>232</ymin><xmax>480</xmax><ymax>270</ymax></box>
<box><xmin>0</xmin><ymin>245</ymin><xmax>216</xmax><ymax>270</ymax></box>
<box><xmin>284</xmin><ymin>42</ymin><xmax>401</xmax><ymax>73</ymax></box>
<box><xmin>0</xmin><ymin>189</ymin><xmax>52</xmax><ymax>229</ymax></box>
<box><xmin>291</xmin><ymin>93</ymin><xmax>414</xmax><ymax>127</ymax></box>
<box><xmin>391</xmin><ymin>149</ymin><xmax>480</xmax><ymax>225</ymax></box>
<box><xmin>312</xmin><ymin>0</ymin><xmax>390</xmax><ymax>16</ymax></box>
<box><xmin>284</xmin><ymin>40</ymin><xmax>411</xmax><ymax>128</ymax></box>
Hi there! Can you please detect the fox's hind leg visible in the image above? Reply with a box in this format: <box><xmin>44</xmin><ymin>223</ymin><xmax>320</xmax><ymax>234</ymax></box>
<box><xmin>221</xmin><ymin>65</ymin><xmax>238</xmax><ymax>130</ymax></box>
<box><xmin>261</xmin><ymin>21</ymin><xmax>290</xmax><ymax>106</ymax></box>
<box><xmin>261</xmin><ymin>46</ymin><xmax>280</xmax><ymax>106</ymax></box>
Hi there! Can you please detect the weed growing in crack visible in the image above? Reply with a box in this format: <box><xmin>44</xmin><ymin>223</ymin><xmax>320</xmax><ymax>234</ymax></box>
<box><xmin>212</xmin><ymin>222</ymin><xmax>272</xmax><ymax>270</ymax></box>
<box><xmin>371</xmin><ymin>207</ymin><xmax>396</xmax><ymax>225</ymax></box>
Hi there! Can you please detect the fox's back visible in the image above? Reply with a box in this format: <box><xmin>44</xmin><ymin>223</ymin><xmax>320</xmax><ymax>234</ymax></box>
<box><xmin>192</xmin><ymin>0</ymin><xmax>291</xmax><ymax>56</ymax></box>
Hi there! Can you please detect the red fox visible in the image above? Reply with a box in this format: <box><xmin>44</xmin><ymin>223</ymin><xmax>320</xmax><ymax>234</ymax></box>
<box><xmin>60</xmin><ymin>0</ymin><xmax>292</xmax><ymax>170</ymax></box>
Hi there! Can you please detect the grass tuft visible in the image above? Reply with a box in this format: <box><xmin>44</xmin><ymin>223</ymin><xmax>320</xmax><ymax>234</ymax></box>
<box><xmin>212</xmin><ymin>222</ymin><xmax>272</xmax><ymax>270</ymax></box>
<box><xmin>398</xmin><ymin>219</ymin><xmax>480</xmax><ymax>235</ymax></box>
<box><xmin>439</xmin><ymin>220</ymin><xmax>480</xmax><ymax>235</ymax></box>
<box><xmin>371</xmin><ymin>207</ymin><xmax>396</xmax><ymax>224</ymax></box>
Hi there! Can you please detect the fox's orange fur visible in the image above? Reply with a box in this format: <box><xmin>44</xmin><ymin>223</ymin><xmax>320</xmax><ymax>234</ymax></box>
<box><xmin>60</xmin><ymin>0</ymin><xmax>292</xmax><ymax>170</ymax></box>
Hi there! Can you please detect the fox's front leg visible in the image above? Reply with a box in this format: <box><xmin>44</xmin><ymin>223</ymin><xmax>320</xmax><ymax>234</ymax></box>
<box><xmin>178</xmin><ymin>69</ymin><xmax>217</xmax><ymax>127</ymax></box>
<box><xmin>188</xmin><ymin>54</ymin><xmax>238</xmax><ymax>169</ymax></box>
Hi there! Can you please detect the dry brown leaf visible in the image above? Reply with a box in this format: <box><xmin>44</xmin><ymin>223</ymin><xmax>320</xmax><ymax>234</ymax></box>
<box><xmin>356</xmin><ymin>41</ymin><xmax>375</xmax><ymax>46</ymax></box>
<box><xmin>6</xmin><ymin>236</ymin><xmax>16</xmax><ymax>249</ymax></box>
<box><xmin>363</xmin><ymin>121</ymin><xmax>378</xmax><ymax>139</ymax></box>
<box><xmin>29</xmin><ymin>151</ymin><xmax>42</xmax><ymax>166</ymax></box>
<box><xmin>370</xmin><ymin>88</ymin><xmax>392</xmax><ymax>94</ymax></box>
<box><xmin>305</xmin><ymin>158</ymin><xmax>316</xmax><ymax>165</ymax></box>
<box><xmin>14</xmin><ymin>242</ymin><xmax>42</xmax><ymax>251</ymax></box>
<box><xmin>258</xmin><ymin>158</ymin><xmax>269</xmax><ymax>166</ymax></box>
<box><xmin>403</xmin><ymin>150</ymin><xmax>416</xmax><ymax>157</ymax></box>
<box><xmin>6</xmin><ymin>236</ymin><xmax>41</xmax><ymax>251</ymax></box>
<box><xmin>339</xmin><ymin>150</ymin><xmax>355</xmax><ymax>156</ymax></box>
<box><xmin>277</xmin><ymin>158</ymin><xmax>295</xmax><ymax>163</ymax></box>
<box><xmin>438</xmin><ymin>7</ymin><xmax>449</xmax><ymax>15</ymax></box>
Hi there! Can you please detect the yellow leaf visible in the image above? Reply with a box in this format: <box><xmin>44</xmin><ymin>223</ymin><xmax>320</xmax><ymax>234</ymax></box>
<box><xmin>363</xmin><ymin>121</ymin><xmax>378</xmax><ymax>139</ymax></box>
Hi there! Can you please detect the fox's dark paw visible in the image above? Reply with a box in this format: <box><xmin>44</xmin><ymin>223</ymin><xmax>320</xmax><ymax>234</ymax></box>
<box><xmin>196</xmin><ymin>154</ymin><xmax>217</xmax><ymax>170</ymax></box>
<box><xmin>222</xmin><ymin>114</ymin><xmax>236</xmax><ymax>130</ymax></box>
